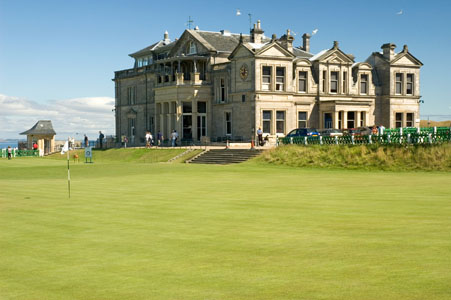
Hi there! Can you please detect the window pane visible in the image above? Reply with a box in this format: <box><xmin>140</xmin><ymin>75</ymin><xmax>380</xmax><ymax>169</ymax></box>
<box><xmin>263</xmin><ymin>121</ymin><xmax>271</xmax><ymax>133</ymax></box>
<box><xmin>331</xmin><ymin>81</ymin><xmax>338</xmax><ymax>92</ymax></box>
<box><xmin>331</xmin><ymin>72</ymin><xmax>338</xmax><ymax>80</ymax></box>
<box><xmin>298</xmin><ymin>112</ymin><xmax>307</xmax><ymax>121</ymax></box>
<box><xmin>263</xmin><ymin>66</ymin><xmax>271</xmax><ymax>75</ymax></box>
<box><xmin>197</xmin><ymin>101</ymin><xmax>206</xmax><ymax>113</ymax></box>
<box><xmin>183</xmin><ymin>102</ymin><xmax>192</xmax><ymax>113</ymax></box>
<box><xmin>396</xmin><ymin>82</ymin><xmax>402</xmax><ymax>94</ymax></box>
<box><xmin>299</xmin><ymin>80</ymin><xmax>306</xmax><ymax>92</ymax></box>
<box><xmin>263</xmin><ymin>111</ymin><xmax>271</xmax><ymax>120</ymax></box>
<box><xmin>361</xmin><ymin>82</ymin><xmax>367</xmax><ymax>94</ymax></box>
<box><xmin>276</xmin><ymin>67</ymin><xmax>285</xmax><ymax>76</ymax></box>
<box><xmin>276</xmin><ymin>111</ymin><xmax>285</xmax><ymax>120</ymax></box>
<box><xmin>276</xmin><ymin>121</ymin><xmax>284</xmax><ymax>133</ymax></box>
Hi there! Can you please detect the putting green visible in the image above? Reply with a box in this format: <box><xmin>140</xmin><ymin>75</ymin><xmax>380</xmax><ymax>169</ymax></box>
<box><xmin>1</xmin><ymin>155</ymin><xmax>450</xmax><ymax>299</ymax></box>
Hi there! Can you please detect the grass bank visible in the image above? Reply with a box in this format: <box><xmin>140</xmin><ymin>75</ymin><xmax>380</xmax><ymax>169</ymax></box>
<box><xmin>45</xmin><ymin>148</ymin><xmax>189</xmax><ymax>163</ymax></box>
<box><xmin>255</xmin><ymin>143</ymin><xmax>451</xmax><ymax>171</ymax></box>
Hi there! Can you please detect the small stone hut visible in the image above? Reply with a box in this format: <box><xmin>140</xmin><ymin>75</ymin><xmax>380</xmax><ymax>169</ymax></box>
<box><xmin>20</xmin><ymin>120</ymin><xmax>56</xmax><ymax>155</ymax></box>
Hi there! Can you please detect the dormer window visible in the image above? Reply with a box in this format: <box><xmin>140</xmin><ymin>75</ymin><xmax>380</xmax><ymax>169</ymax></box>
<box><xmin>330</xmin><ymin>72</ymin><xmax>338</xmax><ymax>93</ymax></box>
<box><xmin>360</xmin><ymin>74</ymin><xmax>368</xmax><ymax>94</ymax></box>
<box><xmin>189</xmin><ymin>42</ymin><xmax>197</xmax><ymax>54</ymax></box>
<box><xmin>298</xmin><ymin>71</ymin><xmax>307</xmax><ymax>92</ymax></box>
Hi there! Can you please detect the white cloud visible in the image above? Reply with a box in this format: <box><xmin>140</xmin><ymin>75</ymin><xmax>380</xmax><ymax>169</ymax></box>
<box><xmin>0</xmin><ymin>94</ymin><xmax>114</xmax><ymax>140</ymax></box>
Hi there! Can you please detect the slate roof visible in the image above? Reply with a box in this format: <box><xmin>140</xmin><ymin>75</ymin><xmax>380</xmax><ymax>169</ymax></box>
<box><xmin>293</xmin><ymin>47</ymin><xmax>313</xmax><ymax>58</ymax></box>
<box><xmin>130</xmin><ymin>41</ymin><xmax>162</xmax><ymax>57</ymax></box>
<box><xmin>194</xmin><ymin>31</ymin><xmax>252</xmax><ymax>52</ymax></box>
<box><xmin>20</xmin><ymin>120</ymin><xmax>56</xmax><ymax>136</ymax></box>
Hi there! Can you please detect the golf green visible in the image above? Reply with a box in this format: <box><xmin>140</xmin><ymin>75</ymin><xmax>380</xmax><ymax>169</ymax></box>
<box><xmin>1</xmin><ymin>156</ymin><xmax>450</xmax><ymax>299</ymax></box>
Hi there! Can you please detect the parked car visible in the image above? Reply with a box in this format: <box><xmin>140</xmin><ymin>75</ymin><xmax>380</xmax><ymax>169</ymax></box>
<box><xmin>320</xmin><ymin>129</ymin><xmax>343</xmax><ymax>137</ymax></box>
<box><xmin>343</xmin><ymin>127</ymin><xmax>372</xmax><ymax>136</ymax></box>
<box><xmin>286</xmin><ymin>128</ymin><xmax>320</xmax><ymax>138</ymax></box>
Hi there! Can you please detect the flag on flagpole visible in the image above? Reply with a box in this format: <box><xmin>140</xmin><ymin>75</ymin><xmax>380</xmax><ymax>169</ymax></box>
<box><xmin>61</xmin><ymin>141</ymin><xmax>69</xmax><ymax>155</ymax></box>
<box><xmin>60</xmin><ymin>139</ymin><xmax>71</xmax><ymax>198</ymax></box>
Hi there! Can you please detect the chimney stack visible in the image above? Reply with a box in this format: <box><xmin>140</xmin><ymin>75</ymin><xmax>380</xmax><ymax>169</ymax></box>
<box><xmin>250</xmin><ymin>20</ymin><xmax>264</xmax><ymax>43</ymax></box>
<box><xmin>381</xmin><ymin>43</ymin><xmax>396</xmax><ymax>61</ymax></box>
<box><xmin>163</xmin><ymin>31</ymin><xmax>170</xmax><ymax>44</ymax></box>
<box><xmin>279</xmin><ymin>29</ymin><xmax>294</xmax><ymax>52</ymax></box>
<box><xmin>302</xmin><ymin>33</ymin><xmax>311</xmax><ymax>52</ymax></box>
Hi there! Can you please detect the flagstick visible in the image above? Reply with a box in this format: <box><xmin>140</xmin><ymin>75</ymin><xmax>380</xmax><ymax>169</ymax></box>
<box><xmin>67</xmin><ymin>138</ymin><xmax>71</xmax><ymax>198</ymax></box>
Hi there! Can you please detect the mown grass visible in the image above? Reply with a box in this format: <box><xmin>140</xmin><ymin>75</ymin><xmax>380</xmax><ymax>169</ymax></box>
<box><xmin>256</xmin><ymin>143</ymin><xmax>451</xmax><ymax>171</ymax></box>
<box><xmin>0</xmin><ymin>150</ymin><xmax>450</xmax><ymax>299</ymax></box>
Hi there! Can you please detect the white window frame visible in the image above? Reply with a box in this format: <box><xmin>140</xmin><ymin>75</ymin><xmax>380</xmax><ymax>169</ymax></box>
<box><xmin>330</xmin><ymin>71</ymin><xmax>339</xmax><ymax>93</ymax></box>
<box><xmin>406</xmin><ymin>113</ymin><xmax>414</xmax><ymax>127</ymax></box>
<box><xmin>406</xmin><ymin>74</ymin><xmax>414</xmax><ymax>95</ymax></box>
<box><xmin>262</xmin><ymin>66</ymin><xmax>271</xmax><ymax>91</ymax></box>
<box><xmin>262</xmin><ymin>110</ymin><xmax>272</xmax><ymax>134</ymax></box>
<box><xmin>189</xmin><ymin>42</ymin><xmax>197</xmax><ymax>54</ymax></box>
<box><xmin>298</xmin><ymin>111</ymin><xmax>308</xmax><ymax>128</ymax></box>
<box><xmin>298</xmin><ymin>71</ymin><xmax>307</xmax><ymax>93</ymax></box>
<box><xmin>276</xmin><ymin>67</ymin><xmax>285</xmax><ymax>91</ymax></box>
<box><xmin>395</xmin><ymin>112</ymin><xmax>403</xmax><ymax>128</ymax></box>
<box><xmin>395</xmin><ymin>73</ymin><xmax>403</xmax><ymax>95</ymax></box>
<box><xmin>276</xmin><ymin>111</ymin><xmax>286</xmax><ymax>134</ymax></box>
<box><xmin>360</xmin><ymin>74</ymin><xmax>368</xmax><ymax>95</ymax></box>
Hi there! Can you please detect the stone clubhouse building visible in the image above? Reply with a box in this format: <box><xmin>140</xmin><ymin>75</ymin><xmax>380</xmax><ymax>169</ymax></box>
<box><xmin>113</xmin><ymin>21</ymin><xmax>423</xmax><ymax>145</ymax></box>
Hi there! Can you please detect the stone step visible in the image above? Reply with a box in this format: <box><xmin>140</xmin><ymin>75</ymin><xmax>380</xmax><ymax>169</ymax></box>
<box><xmin>189</xmin><ymin>149</ymin><xmax>263</xmax><ymax>165</ymax></box>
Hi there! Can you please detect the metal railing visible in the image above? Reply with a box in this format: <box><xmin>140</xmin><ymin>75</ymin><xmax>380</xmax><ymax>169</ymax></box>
<box><xmin>280</xmin><ymin>127</ymin><xmax>451</xmax><ymax>146</ymax></box>
<box><xmin>1</xmin><ymin>149</ymin><xmax>39</xmax><ymax>158</ymax></box>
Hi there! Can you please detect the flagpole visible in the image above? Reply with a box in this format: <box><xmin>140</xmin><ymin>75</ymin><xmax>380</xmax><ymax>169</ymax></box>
<box><xmin>67</xmin><ymin>137</ymin><xmax>71</xmax><ymax>198</ymax></box>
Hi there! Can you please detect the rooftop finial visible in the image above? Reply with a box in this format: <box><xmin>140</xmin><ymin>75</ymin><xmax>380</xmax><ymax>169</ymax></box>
<box><xmin>333</xmin><ymin>40</ymin><xmax>339</xmax><ymax>49</ymax></box>
<box><xmin>403</xmin><ymin>44</ymin><xmax>408</xmax><ymax>53</ymax></box>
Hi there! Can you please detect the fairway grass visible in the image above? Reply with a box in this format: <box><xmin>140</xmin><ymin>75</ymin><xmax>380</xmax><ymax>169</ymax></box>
<box><xmin>1</xmin><ymin>158</ymin><xmax>450</xmax><ymax>299</ymax></box>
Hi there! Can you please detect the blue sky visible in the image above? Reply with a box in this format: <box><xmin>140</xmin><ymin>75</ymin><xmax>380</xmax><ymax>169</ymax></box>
<box><xmin>0</xmin><ymin>0</ymin><xmax>450</xmax><ymax>138</ymax></box>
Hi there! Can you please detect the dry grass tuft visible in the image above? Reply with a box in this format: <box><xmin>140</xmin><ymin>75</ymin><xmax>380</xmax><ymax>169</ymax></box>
<box><xmin>256</xmin><ymin>143</ymin><xmax>451</xmax><ymax>171</ymax></box>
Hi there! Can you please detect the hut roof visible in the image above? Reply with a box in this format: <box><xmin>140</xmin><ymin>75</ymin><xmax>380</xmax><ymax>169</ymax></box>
<box><xmin>20</xmin><ymin>120</ymin><xmax>56</xmax><ymax>136</ymax></box>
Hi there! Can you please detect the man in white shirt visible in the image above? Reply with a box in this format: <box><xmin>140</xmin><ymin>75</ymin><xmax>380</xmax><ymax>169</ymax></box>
<box><xmin>171</xmin><ymin>130</ymin><xmax>178</xmax><ymax>147</ymax></box>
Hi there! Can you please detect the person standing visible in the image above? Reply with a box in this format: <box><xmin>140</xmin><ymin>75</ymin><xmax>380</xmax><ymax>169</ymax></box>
<box><xmin>157</xmin><ymin>131</ymin><xmax>163</xmax><ymax>146</ymax></box>
<box><xmin>171</xmin><ymin>130</ymin><xmax>178</xmax><ymax>147</ymax></box>
<box><xmin>7</xmin><ymin>146</ymin><xmax>12</xmax><ymax>160</ymax></box>
<box><xmin>145</xmin><ymin>131</ymin><xmax>152</xmax><ymax>148</ymax></box>
<box><xmin>99</xmin><ymin>131</ymin><xmax>105</xmax><ymax>149</ymax></box>
<box><xmin>84</xmin><ymin>134</ymin><xmax>89</xmax><ymax>147</ymax></box>
<box><xmin>257</xmin><ymin>127</ymin><xmax>263</xmax><ymax>146</ymax></box>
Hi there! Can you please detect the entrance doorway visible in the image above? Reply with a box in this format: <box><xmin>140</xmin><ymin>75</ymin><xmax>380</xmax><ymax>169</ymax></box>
<box><xmin>324</xmin><ymin>113</ymin><xmax>332</xmax><ymax>129</ymax></box>
<box><xmin>197</xmin><ymin>115</ymin><xmax>206</xmax><ymax>140</ymax></box>
<box><xmin>182</xmin><ymin>115</ymin><xmax>192</xmax><ymax>139</ymax></box>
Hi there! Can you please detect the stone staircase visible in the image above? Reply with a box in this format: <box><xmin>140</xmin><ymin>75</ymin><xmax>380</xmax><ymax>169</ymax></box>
<box><xmin>188</xmin><ymin>149</ymin><xmax>263</xmax><ymax>164</ymax></box>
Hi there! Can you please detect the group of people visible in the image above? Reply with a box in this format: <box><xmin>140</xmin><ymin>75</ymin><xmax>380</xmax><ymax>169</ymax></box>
<box><xmin>372</xmin><ymin>125</ymin><xmax>386</xmax><ymax>135</ymax></box>
<box><xmin>83</xmin><ymin>131</ymin><xmax>105</xmax><ymax>148</ymax></box>
<box><xmin>143</xmin><ymin>130</ymin><xmax>179</xmax><ymax>148</ymax></box>
<box><xmin>256</xmin><ymin>127</ymin><xmax>270</xmax><ymax>146</ymax></box>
